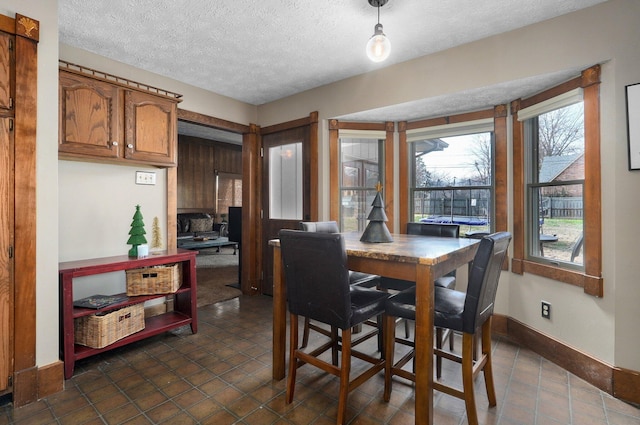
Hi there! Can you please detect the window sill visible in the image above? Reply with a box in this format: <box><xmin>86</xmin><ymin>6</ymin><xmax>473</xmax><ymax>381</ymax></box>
<box><xmin>511</xmin><ymin>258</ymin><xmax>603</xmax><ymax>297</ymax></box>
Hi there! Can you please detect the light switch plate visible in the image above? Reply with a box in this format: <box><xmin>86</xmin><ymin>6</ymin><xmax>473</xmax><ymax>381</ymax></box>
<box><xmin>135</xmin><ymin>171</ymin><xmax>156</xmax><ymax>185</ymax></box>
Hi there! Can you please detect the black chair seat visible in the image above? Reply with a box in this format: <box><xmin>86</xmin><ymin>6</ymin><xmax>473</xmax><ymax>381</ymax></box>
<box><xmin>349</xmin><ymin>271</ymin><xmax>381</xmax><ymax>288</ymax></box>
<box><xmin>349</xmin><ymin>285</ymin><xmax>389</xmax><ymax>324</ymax></box>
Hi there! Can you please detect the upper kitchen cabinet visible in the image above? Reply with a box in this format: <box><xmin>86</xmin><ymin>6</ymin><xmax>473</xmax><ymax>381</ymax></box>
<box><xmin>58</xmin><ymin>62</ymin><xmax>181</xmax><ymax>167</ymax></box>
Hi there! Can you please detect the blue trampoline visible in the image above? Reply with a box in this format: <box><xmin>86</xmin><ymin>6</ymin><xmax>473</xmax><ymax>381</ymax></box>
<box><xmin>419</xmin><ymin>216</ymin><xmax>489</xmax><ymax>226</ymax></box>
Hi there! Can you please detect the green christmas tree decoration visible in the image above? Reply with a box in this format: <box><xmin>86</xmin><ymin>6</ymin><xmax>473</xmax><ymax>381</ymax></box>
<box><xmin>151</xmin><ymin>216</ymin><xmax>163</xmax><ymax>250</ymax></box>
<box><xmin>127</xmin><ymin>205</ymin><xmax>147</xmax><ymax>257</ymax></box>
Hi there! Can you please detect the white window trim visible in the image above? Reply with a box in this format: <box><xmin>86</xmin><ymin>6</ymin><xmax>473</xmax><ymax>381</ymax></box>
<box><xmin>406</xmin><ymin>118</ymin><xmax>493</xmax><ymax>142</ymax></box>
<box><xmin>517</xmin><ymin>88</ymin><xmax>584</xmax><ymax>122</ymax></box>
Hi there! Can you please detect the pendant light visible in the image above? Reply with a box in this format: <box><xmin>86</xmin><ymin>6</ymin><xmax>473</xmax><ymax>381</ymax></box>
<box><xmin>366</xmin><ymin>0</ymin><xmax>391</xmax><ymax>62</ymax></box>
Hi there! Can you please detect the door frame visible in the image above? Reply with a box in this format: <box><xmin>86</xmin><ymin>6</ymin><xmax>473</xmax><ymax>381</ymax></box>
<box><xmin>258</xmin><ymin>112</ymin><xmax>318</xmax><ymax>295</ymax></box>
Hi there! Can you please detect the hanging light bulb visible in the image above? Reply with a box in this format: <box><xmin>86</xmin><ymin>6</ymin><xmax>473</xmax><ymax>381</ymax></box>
<box><xmin>366</xmin><ymin>0</ymin><xmax>391</xmax><ymax>62</ymax></box>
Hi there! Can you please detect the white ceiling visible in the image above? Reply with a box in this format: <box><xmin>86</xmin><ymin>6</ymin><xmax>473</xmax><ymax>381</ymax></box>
<box><xmin>58</xmin><ymin>0</ymin><xmax>605</xmax><ymax>129</ymax></box>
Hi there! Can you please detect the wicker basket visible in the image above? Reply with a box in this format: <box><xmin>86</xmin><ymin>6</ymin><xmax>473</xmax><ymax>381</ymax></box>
<box><xmin>125</xmin><ymin>263</ymin><xmax>181</xmax><ymax>296</ymax></box>
<box><xmin>74</xmin><ymin>304</ymin><xmax>145</xmax><ymax>349</ymax></box>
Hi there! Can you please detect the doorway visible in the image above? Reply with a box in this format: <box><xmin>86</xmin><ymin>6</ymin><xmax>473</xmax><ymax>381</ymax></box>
<box><xmin>261</xmin><ymin>125</ymin><xmax>312</xmax><ymax>296</ymax></box>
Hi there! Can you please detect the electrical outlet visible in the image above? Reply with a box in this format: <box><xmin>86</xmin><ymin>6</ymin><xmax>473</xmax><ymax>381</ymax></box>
<box><xmin>135</xmin><ymin>171</ymin><xmax>156</xmax><ymax>185</ymax></box>
<box><xmin>541</xmin><ymin>301</ymin><xmax>551</xmax><ymax>319</ymax></box>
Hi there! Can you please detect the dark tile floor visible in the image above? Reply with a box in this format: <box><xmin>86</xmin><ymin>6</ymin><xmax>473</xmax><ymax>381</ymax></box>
<box><xmin>1</xmin><ymin>294</ymin><xmax>639</xmax><ymax>424</ymax></box>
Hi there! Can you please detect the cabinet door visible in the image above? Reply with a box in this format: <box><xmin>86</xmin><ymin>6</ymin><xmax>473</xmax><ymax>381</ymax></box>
<box><xmin>124</xmin><ymin>90</ymin><xmax>177</xmax><ymax>166</ymax></box>
<box><xmin>59</xmin><ymin>71</ymin><xmax>121</xmax><ymax>159</ymax></box>
<box><xmin>0</xmin><ymin>117</ymin><xmax>12</xmax><ymax>392</ymax></box>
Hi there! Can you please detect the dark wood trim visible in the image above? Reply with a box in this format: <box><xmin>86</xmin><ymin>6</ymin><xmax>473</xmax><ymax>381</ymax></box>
<box><xmin>177</xmin><ymin>109</ymin><xmax>249</xmax><ymax>134</ymax></box>
<box><xmin>384</xmin><ymin>122</ymin><xmax>394</xmax><ymax>233</ymax></box>
<box><xmin>36</xmin><ymin>362</ymin><xmax>64</xmax><ymax>400</ymax></box>
<box><xmin>406</xmin><ymin>109</ymin><xmax>495</xmax><ymax>130</ymax></box>
<box><xmin>493</xmin><ymin>314</ymin><xmax>623</xmax><ymax>401</ymax></box>
<box><xmin>329</xmin><ymin>120</ymin><xmax>340</xmax><ymax>222</ymax></box>
<box><xmin>261</xmin><ymin>115</ymin><xmax>313</xmax><ymax>135</ymax></box>
<box><xmin>398</xmin><ymin>121</ymin><xmax>408</xmax><ymax>232</ymax></box>
<box><xmin>242</xmin><ymin>125</ymin><xmax>261</xmax><ymax>295</ymax></box>
<box><xmin>309</xmin><ymin>112</ymin><xmax>319</xmax><ymax>221</ymax></box>
<box><xmin>511</xmin><ymin>100</ymin><xmax>525</xmax><ymax>274</ymax></box>
<box><xmin>13</xmin><ymin>15</ymin><xmax>39</xmax><ymax>407</ymax></box>
<box><xmin>613</xmin><ymin>367</ymin><xmax>640</xmax><ymax>405</ymax></box>
<box><xmin>582</xmin><ymin>66</ymin><xmax>603</xmax><ymax>296</ymax></box>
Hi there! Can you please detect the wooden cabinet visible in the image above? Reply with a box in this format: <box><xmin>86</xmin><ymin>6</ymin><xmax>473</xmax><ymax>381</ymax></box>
<box><xmin>124</xmin><ymin>90</ymin><xmax>176</xmax><ymax>164</ymax></box>
<box><xmin>59</xmin><ymin>250</ymin><xmax>198</xmax><ymax>379</ymax></box>
<box><xmin>59</xmin><ymin>67</ymin><xmax>179</xmax><ymax>166</ymax></box>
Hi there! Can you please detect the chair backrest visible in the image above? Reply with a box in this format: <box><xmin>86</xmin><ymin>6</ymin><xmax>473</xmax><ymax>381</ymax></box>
<box><xmin>407</xmin><ymin>222</ymin><xmax>460</xmax><ymax>278</ymax></box>
<box><xmin>279</xmin><ymin>229</ymin><xmax>352</xmax><ymax>329</ymax></box>
<box><xmin>463</xmin><ymin>232</ymin><xmax>511</xmax><ymax>334</ymax></box>
<box><xmin>406</xmin><ymin>222</ymin><xmax>460</xmax><ymax>238</ymax></box>
<box><xmin>299</xmin><ymin>221</ymin><xmax>340</xmax><ymax>233</ymax></box>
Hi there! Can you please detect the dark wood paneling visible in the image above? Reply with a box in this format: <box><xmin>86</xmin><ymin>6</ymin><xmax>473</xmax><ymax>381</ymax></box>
<box><xmin>177</xmin><ymin>135</ymin><xmax>241</xmax><ymax>211</ymax></box>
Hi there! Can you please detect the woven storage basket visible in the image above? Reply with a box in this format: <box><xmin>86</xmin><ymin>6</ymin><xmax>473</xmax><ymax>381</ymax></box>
<box><xmin>74</xmin><ymin>304</ymin><xmax>145</xmax><ymax>349</ymax></box>
<box><xmin>125</xmin><ymin>263</ymin><xmax>181</xmax><ymax>296</ymax></box>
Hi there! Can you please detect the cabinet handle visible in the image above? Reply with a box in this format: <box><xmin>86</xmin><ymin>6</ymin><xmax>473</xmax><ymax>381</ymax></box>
<box><xmin>110</xmin><ymin>141</ymin><xmax>118</xmax><ymax>147</ymax></box>
<box><xmin>127</xmin><ymin>144</ymin><xmax>134</xmax><ymax>149</ymax></box>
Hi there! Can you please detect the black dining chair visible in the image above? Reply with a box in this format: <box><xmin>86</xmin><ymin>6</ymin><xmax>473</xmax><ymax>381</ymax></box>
<box><xmin>279</xmin><ymin>229</ymin><xmax>389</xmax><ymax>425</ymax></box>
<box><xmin>382</xmin><ymin>232</ymin><xmax>511</xmax><ymax>425</ymax></box>
<box><xmin>299</xmin><ymin>221</ymin><xmax>382</xmax><ymax>350</ymax></box>
<box><xmin>380</xmin><ymin>222</ymin><xmax>461</xmax><ymax>347</ymax></box>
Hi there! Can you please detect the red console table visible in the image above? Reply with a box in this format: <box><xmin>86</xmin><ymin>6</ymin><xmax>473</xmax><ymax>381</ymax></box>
<box><xmin>59</xmin><ymin>249</ymin><xmax>198</xmax><ymax>379</ymax></box>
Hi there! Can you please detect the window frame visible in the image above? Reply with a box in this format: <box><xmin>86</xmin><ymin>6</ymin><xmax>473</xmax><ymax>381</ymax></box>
<box><xmin>329</xmin><ymin>120</ymin><xmax>394</xmax><ymax>232</ymax></box>
<box><xmin>399</xmin><ymin>107</ymin><xmax>508</xmax><ymax>240</ymax></box>
<box><xmin>511</xmin><ymin>65</ymin><xmax>603</xmax><ymax>297</ymax></box>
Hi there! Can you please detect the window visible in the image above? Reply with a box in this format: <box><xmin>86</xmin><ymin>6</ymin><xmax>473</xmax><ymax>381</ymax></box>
<box><xmin>523</xmin><ymin>99</ymin><xmax>584</xmax><ymax>268</ymax></box>
<box><xmin>409</xmin><ymin>129</ymin><xmax>494</xmax><ymax>236</ymax></box>
<box><xmin>399</xmin><ymin>107</ymin><xmax>508</xmax><ymax>238</ymax></box>
<box><xmin>339</xmin><ymin>136</ymin><xmax>384</xmax><ymax>232</ymax></box>
<box><xmin>329</xmin><ymin>121</ymin><xmax>394</xmax><ymax>232</ymax></box>
<box><xmin>512</xmin><ymin>65</ymin><xmax>602</xmax><ymax>296</ymax></box>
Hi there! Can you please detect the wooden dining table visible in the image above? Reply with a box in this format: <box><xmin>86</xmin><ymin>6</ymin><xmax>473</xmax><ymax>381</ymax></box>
<box><xmin>270</xmin><ymin>231</ymin><xmax>480</xmax><ymax>425</ymax></box>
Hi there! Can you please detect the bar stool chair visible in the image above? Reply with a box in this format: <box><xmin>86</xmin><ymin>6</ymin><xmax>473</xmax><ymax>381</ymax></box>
<box><xmin>383</xmin><ymin>232</ymin><xmax>511</xmax><ymax>425</ymax></box>
<box><xmin>380</xmin><ymin>222</ymin><xmax>461</xmax><ymax>347</ymax></box>
<box><xmin>299</xmin><ymin>221</ymin><xmax>381</xmax><ymax>350</ymax></box>
<box><xmin>279</xmin><ymin>229</ymin><xmax>389</xmax><ymax>425</ymax></box>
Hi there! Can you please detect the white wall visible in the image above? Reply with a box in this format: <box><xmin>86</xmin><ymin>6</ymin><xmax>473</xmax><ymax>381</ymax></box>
<box><xmin>258</xmin><ymin>0</ymin><xmax>640</xmax><ymax>370</ymax></box>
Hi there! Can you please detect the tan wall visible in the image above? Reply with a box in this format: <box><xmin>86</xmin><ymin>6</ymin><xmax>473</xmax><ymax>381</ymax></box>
<box><xmin>257</xmin><ymin>0</ymin><xmax>640</xmax><ymax>371</ymax></box>
<box><xmin>6</xmin><ymin>0</ymin><xmax>640</xmax><ymax>374</ymax></box>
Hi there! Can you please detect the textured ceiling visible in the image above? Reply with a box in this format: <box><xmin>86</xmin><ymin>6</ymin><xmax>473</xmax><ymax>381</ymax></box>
<box><xmin>58</xmin><ymin>0</ymin><xmax>604</xmax><ymax>127</ymax></box>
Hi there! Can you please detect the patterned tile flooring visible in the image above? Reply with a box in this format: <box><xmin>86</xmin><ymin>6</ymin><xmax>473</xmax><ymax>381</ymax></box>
<box><xmin>1</xmin><ymin>295</ymin><xmax>639</xmax><ymax>424</ymax></box>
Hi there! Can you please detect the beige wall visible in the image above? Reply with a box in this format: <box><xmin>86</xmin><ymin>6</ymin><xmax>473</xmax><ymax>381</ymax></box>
<box><xmin>5</xmin><ymin>0</ymin><xmax>640</xmax><ymax>374</ymax></box>
<box><xmin>258</xmin><ymin>0</ymin><xmax>640</xmax><ymax>370</ymax></box>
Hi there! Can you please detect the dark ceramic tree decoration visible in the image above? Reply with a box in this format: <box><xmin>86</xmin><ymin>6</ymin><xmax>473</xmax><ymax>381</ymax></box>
<box><xmin>360</xmin><ymin>182</ymin><xmax>393</xmax><ymax>243</ymax></box>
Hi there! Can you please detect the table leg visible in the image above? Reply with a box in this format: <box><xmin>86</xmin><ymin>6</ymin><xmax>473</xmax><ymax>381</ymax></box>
<box><xmin>272</xmin><ymin>246</ymin><xmax>286</xmax><ymax>380</ymax></box>
<box><xmin>414</xmin><ymin>264</ymin><xmax>434</xmax><ymax>425</ymax></box>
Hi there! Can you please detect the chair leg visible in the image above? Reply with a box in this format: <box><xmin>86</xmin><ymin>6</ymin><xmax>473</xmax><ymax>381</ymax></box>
<box><xmin>331</xmin><ymin>326</ymin><xmax>339</xmax><ymax>366</ymax></box>
<box><xmin>337</xmin><ymin>328</ymin><xmax>352</xmax><ymax>425</ymax></box>
<box><xmin>301</xmin><ymin>316</ymin><xmax>310</xmax><ymax>348</ymax></box>
<box><xmin>404</xmin><ymin>318</ymin><xmax>410</xmax><ymax>338</ymax></box>
<box><xmin>435</xmin><ymin>327</ymin><xmax>443</xmax><ymax>379</ymax></box>
<box><xmin>286</xmin><ymin>313</ymin><xmax>299</xmax><ymax>404</ymax></box>
<box><xmin>383</xmin><ymin>314</ymin><xmax>396</xmax><ymax>402</ymax></box>
<box><xmin>461</xmin><ymin>333</ymin><xmax>478</xmax><ymax>425</ymax></box>
<box><xmin>481</xmin><ymin>319</ymin><xmax>497</xmax><ymax>406</ymax></box>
